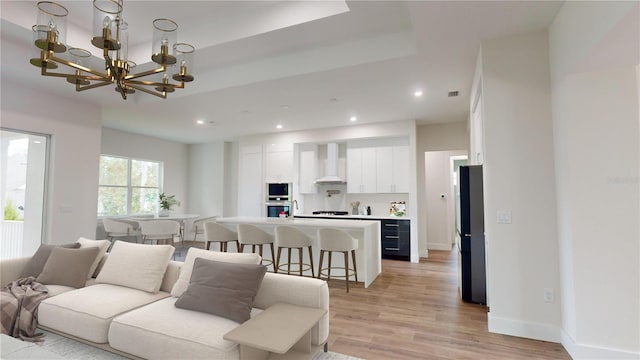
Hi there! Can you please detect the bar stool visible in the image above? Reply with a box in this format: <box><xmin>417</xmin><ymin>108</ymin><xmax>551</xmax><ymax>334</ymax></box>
<box><xmin>203</xmin><ymin>222</ymin><xmax>239</xmax><ymax>252</ymax></box>
<box><xmin>274</xmin><ymin>225</ymin><xmax>315</xmax><ymax>277</ymax></box>
<box><xmin>317</xmin><ymin>228</ymin><xmax>359</xmax><ymax>292</ymax></box>
<box><xmin>237</xmin><ymin>224</ymin><xmax>276</xmax><ymax>272</ymax></box>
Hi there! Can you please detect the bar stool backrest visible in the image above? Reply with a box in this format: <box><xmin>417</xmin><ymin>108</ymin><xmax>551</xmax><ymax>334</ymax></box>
<box><xmin>237</xmin><ymin>224</ymin><xmax>274</xmax><ymax>245</ymax></box>
<box><xmin>317</xmin><ymin>228</ymin><xmax>358</xmax><ymax>252</ymax></box>
<box><xmin>275</xmin><ymin>226</ymin><xmax>312</xmax><ymax>248</ymax></box>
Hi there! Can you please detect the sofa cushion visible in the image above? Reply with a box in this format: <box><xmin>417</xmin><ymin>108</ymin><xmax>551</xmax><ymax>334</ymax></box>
<box><xmin>175</xmin><ymin>258</ymin><xmax>266</xmax><ymax>323</ymax></box>
<box><xmin>76</xmin><ymin>237</ymin><xmax>110</xmax><ymax>278</ymax></box>
<box><xmin>95</xmin><ymin>241</ymin><xmax>174</xmax><ymax>293</ymax></box>
<box><xmin>20</xmin><ymin>243</ymin><xmax>80</xmax><ymax>278</ymax></box>
<box><xmin>36</xmin><ymin>247</ymin><xmax>100</xmax><ymax>288</ymax></box>
<box><xmin>38</xmin><ymin>283</ymin><xmax>169</xmax><ymax>343</ymax></box>
<box><xmin>171</xmin><ymin>247</ymin><xmax>261</xmax><ymax>297</ymax></box>
<box><xmin>109</xmin><ymin>297</ymin><xmax>262</xmax><ymax>360</ymax></box>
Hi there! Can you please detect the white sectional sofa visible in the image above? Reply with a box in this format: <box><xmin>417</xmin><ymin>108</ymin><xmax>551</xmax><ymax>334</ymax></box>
<box><xmin>0</xmin><ymin>240</ymin><xmax>330</xmax><ymax>359</ymax></box>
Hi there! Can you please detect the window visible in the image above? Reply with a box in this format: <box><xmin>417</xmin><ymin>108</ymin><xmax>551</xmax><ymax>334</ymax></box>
<box><xmin>1</xmin><ymin>128</ymin><xmax>49</xmax><ymax>259</ymax></box>
<box><xmin>98</xmin><ymin>155</ymin><xmax>161</xmax><ymax>216</ymax></box>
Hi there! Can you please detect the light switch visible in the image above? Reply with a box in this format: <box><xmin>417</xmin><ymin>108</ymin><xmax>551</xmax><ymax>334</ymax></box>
<box><xmin>497</xmin><ymin>210</ymin><xmax>512</xmax><ymax>224</ymax></box>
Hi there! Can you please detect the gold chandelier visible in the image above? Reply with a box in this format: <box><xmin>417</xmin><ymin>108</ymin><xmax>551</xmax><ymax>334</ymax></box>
<box><xmin>30</xmin><ymin>0</ymin><xmax>195</xmax><ymax>100</ymax></box>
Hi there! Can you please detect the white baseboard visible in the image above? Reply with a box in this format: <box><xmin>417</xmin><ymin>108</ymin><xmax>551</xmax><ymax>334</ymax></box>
<box><xmin>561</xmin><ymin>328</ymin><xmax>640</xmax><ymax>359</ymax></box>
<box><xmin>427</xmin><ymin>243</ymin><xmax>453</xmax><ymax>251</ymax></box>
<box><xmin>487</xmin><ymin>312</ymin><xmax>561</xmax><ymax>343</ymax></box>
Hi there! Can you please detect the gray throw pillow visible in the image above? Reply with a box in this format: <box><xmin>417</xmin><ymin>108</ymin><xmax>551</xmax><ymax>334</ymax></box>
<box><xmin>174</xmin><ymin>258</ymin><xmax>267</xmax><ymax>323</ymax></box>
<box><xmin>20</xmin><ymin>242</ymin><xmax>81</xmax><ymax>278</ymax></box>
<box><xmin>36</xmin><ymin>247</ymin><xmax>100</xmax><ymax>288</ymax></box>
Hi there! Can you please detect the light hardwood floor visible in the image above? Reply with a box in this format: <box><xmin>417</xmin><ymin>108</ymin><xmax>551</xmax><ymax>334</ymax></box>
<box><xmin>324</xmin><ymin>249</ymin><xmax>570</xmax><ymax>360</ymax></box>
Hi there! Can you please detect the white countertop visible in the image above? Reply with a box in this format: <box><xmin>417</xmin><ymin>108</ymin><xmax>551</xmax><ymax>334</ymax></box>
<box><xmin>294</xmin><ymin>214</ymin><xmax>411</xmax><ymax>221</ymax></box>
<box><xmin>217</xmin><ymin>216</ymin><xmax>379</xmax><ymax>228</ymax></box>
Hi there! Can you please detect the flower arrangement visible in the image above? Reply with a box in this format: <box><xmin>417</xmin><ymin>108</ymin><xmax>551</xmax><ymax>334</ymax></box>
<box><xmin>159</xmin><ymin>193</ymin><xmax>180</xmax><ymax>211</ymax></box>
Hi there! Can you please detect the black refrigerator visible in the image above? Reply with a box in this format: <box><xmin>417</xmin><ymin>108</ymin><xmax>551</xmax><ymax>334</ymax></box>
<box><xmin>457</xmin><ymin>165</ymin><xmax>486</xmax><ymax>304</ymax></box>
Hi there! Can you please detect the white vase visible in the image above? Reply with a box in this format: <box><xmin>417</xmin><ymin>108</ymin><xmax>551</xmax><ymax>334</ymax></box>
<box><xmin>159</xmin><ymin>209</ymin><xmax>170</xmax><ymax>217</ymax></box>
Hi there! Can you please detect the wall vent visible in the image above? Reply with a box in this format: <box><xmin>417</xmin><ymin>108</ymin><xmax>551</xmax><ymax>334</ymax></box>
<box><xmin>448</xmin><ymin>91</ymin><xmax>459</xmax><ymax>97</ymax></box>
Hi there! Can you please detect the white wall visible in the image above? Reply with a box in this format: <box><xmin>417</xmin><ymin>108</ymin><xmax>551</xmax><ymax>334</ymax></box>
<box><xmin>478</xmin><ymin>31</ymin><xmax>561</xmax><ymax>342</ymax></box>
<box><xmin>549</xmin><ymin>2</ymin><xmax>639</xmax><ymax>357</ymax></box>
<box><xmin>416</xmin><ymin>123</ymin><xmax>469</xmax><ymax>257</ymax></box>
<box><xmin>188</xmin><ymin>142</ymin><xmax>228</xmax><ymax>218</ymax></box>
<box><xmin>101</xmin><ymin>128</ymin><xmax>189</xmax><ymax>214</ymax></box>
<box><xmin>1</xmin><ymin>81</ymin><xmax>102</xmax><ymax>246</ymax></box>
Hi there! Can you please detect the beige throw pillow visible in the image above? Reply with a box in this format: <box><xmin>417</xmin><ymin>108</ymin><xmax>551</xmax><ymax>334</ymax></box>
<box><xmin>20</xmin><ymin>242</ymin><xmax>81</xmax><ymax>278</ymax></box>
<box><xmin>174</xmin><ymin>258</ymin><xmax>267</xmax><ymax>323</ymax></box>
<box><xmin>76</xmin><ymin>237</ymin><xmax>111</xmax><ymax>278</ymax></box>
<box><xmin>36</xmin><ymin>247</ymin><xmax>100</xmax><ymax>288</ymax></box>
<box><xmin>170</xmin><ymin>247</ymin><xmax>261</xmax><ymax>297</ymax></box>
<box><xmin>95</xmin><ymin>241</ymin><xmax>174</xmax><ymax>293</ymax></box>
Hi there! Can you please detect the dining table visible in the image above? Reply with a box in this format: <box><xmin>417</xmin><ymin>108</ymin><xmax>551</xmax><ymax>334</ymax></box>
<box><xmin>127</xmin><ymin>214</ymin><xmax>200</xmax><ymax>245</ymax></box>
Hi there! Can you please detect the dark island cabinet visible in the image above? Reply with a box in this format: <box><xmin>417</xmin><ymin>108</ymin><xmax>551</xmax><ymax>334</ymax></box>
<box><xmin>381</xmin><ymin>219</ymin><xmax>410</xmax><ymax>261</ymax></box>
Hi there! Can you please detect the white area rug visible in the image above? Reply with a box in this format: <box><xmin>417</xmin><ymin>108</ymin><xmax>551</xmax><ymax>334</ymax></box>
<box><xmin>37</xmin><ymin>330</ymin><xmax>361</xmax><ymax>360</ymax></box>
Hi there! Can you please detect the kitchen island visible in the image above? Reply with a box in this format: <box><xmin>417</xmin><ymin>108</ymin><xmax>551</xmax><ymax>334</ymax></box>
<box><xmin>216</xmin><ymin>217</ymin><xmax>381</xmax><ymax>287</ymax></box>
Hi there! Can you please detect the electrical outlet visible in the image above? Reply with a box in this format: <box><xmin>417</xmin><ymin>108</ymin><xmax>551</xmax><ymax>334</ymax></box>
<box><xmin>543</xmin><ymin>288</ymin><xmax>554</xmax><ymax>303</ymax></box>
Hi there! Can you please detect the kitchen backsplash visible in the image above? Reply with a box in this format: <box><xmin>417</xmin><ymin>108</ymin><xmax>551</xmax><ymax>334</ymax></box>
<box><xmin>299</xmin><ymin>185</ymin><xmax>409</xmax><ymax>217</ymax></box>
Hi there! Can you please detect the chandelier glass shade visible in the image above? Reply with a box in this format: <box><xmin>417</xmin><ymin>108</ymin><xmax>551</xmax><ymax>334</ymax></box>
<box><xmin>30</xmin><ymin>0</ymin><xmax>195</xmax><ymax>100</ymax></box>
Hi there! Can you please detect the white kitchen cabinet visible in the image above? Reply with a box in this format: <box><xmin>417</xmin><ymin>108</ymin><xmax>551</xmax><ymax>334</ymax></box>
<box><xmin>347</xmin><ymin>147</ymin><xmax>376</xmax><ymax>193</ymax></box>
<box><xmin>298</xmin><ymin>148</ymin><xmax>317</xmax><ymax>194</ymax></box>
<box><xmin>264</xmin><ymin>144</ymin><xmax>293</xmax><ymax>183</ymax></box>
<box><xmin>376</xmin><ymin>145</ymin><xmax>409</xmax><ymax>193</ymax></box>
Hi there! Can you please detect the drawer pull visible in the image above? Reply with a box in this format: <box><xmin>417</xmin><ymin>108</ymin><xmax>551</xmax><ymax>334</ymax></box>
<box><xmin>385</xmin><ymin>236</ymin><xmax>399</xmax><ymax>239</ymax></box>
<box><xmin>384</xmin><ymin>224</ymin><xmax>400</xmax><ymax>227</ymax></box>
<box><xmin>385</xmin><ymin>247</ymin><xmax>400</xmax><ymax>251</ymax></box>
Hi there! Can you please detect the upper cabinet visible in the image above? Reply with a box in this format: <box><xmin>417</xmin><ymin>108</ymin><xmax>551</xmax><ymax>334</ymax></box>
<box><xmin>298</xmin><ymin>144</ymin><xmax>318</xmax><ymax>194</ymax></box>
<box><xmin>264</xmin><ymin>144</ymin><xmax>293</xmax><ymax>183</ymax></box>
<box><xmin>376</xmin><ymin>145</ymin><xmax>409</xmax><ymax>193</ymax></box>
<box><xmin>347</xmin><ymin>137</ymin><xmax>409</xmax><ymax>194</ymax></box>
<box><xmin>346</xmin><ymin>146</ymin><xmax>377</xmax><ymax>193</ymax></box>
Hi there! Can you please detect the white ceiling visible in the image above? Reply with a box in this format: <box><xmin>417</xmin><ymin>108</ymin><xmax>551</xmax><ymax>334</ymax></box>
<box><xmin>0</xmin><ymin>1</ymin><xmax>564</xmax><ymax>144</ymax></box>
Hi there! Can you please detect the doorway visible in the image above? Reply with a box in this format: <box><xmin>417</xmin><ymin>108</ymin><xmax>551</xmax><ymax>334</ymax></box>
<box><xmin>424</xmin><ymin>150</ymin><xmax>467</xmax><ymax>252</ymax></box>
<box><xmin>0</xmin><ymin>128</ymin><xmax>49</xmax><ymax>259</ymax></box>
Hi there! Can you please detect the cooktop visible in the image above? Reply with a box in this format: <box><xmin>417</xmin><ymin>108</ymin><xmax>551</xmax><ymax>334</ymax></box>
<box><xmin>312</xmin><ymin>211</ymin><xmax>349</xmax><ymax>215</ymax></box>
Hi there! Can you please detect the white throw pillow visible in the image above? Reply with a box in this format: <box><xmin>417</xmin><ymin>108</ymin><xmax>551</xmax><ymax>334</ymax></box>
<box><xmin>76</xmin><ymin>237</ymin><xmax>111</xmax><ymax>278</ymax></box>
<box><xmin>96</xmin><ymin>241</ymin><xmax>174</xmax><ymax>293</ymax></box>
<box><xmin>170</xmin><ymin>247</ymin><xmax>261</xmax><ymax>297</ymax></box>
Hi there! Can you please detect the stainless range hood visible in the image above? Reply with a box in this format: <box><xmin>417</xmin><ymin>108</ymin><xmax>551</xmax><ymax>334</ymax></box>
<box><xmin>314</xmin><ymin>143</ymin><xmax>346</xmax><ymax>184</ymax></box>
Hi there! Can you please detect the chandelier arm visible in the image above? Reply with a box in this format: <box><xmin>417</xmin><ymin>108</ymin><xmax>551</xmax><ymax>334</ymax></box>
<box><xmin>75</xmin><ymin>80</ymin><xmax>113</xmax><ymax>92</ymax></box>
<box><xmin>47</xmin><ymin>53</ymin><xmax>110</xmax><ymax>79</ymax></box>
<box><xmin>125</xmin><ymin>66</ymin><xmax>167</xmax><ymax>81</ymax></box>
<box><xmin>125</xmin><ymin>80</ymin><xmax>184</xmax><ymax>89</ymax></box>
<box><xmin>126</xmin><ymin>83</ymin><xmax>167</xmax><ymax>99</ymax></box>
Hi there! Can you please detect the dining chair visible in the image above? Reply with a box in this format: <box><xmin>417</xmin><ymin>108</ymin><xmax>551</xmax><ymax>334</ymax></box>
<box><xmin>189</xmin><ymin>216</ymin><xmax>218</xmax><ymax>244</ymax></box>
<box><xmin>139</xmin><ymin>220</ymin><xmax>181</xmax><ymax>246</ymax></box>
<box><xmin>103</xmin><ymin>218</ymin><xmax>142</xmax><ymax>248</ymax></box>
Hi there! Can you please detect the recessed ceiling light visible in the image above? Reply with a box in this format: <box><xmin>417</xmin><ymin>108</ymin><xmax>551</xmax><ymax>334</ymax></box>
<box><xmin>276</xmin><ymin>124</ymin><xmax>283</xmax><ymax>129</ymax></box>
<box><xmin>196</xmin><ymin>120</ymin><xmax>204</xmax><ymax>125</ymax></box>
<box><xmin>414</xmin><ymin>90</ymin><xmax>423</xmax><ymax>97</ymax></box>
<box><xmin>350</xmin><ymin>116</ymin><xmax>357</xmax><ymax>122</ymax></box>
<box><xmin>281</xmin><ymin>105</ymin><xmax>289</xmax><ymax>110</ymax></box>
